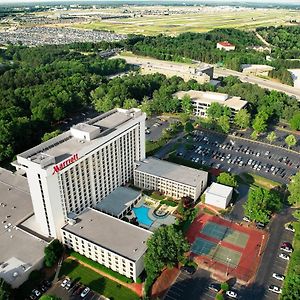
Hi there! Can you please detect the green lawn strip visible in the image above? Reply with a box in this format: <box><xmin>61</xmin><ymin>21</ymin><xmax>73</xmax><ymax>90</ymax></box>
<box><xmin>161</xmin><ymin>199</ymin><xmax>178</xmax><ymax>207</ymax></box>
<box><xmin>59</xmin><ymin>259</ymin><xmax>140</xmax><ymax>300</ymax></box>
<box><xmin>239</xmin><ymin>172</ymin><xmax>281</xmax><ymax>190</ymax></box>
<box><xmin>281</xmin><ymin>220</ymin><xmax>300</xmax><ymax>297</ymax></box>
<box><xmin>69</xmin><ymin>251</ymin><xmax>133</xmax><ymax>283</ymax></box>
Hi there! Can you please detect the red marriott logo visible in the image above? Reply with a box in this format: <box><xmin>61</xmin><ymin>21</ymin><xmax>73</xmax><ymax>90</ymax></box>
<box><xmin>52</xmin><ymin>154</ymin><xmax>79</xmax><ymax>175</ymax></box>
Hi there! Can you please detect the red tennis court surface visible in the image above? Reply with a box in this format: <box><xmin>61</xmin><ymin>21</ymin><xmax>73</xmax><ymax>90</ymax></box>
<box><xmin>186</xmin><ymin>213</ymin><xmax>268</xmax><ymax>284</ymax></box>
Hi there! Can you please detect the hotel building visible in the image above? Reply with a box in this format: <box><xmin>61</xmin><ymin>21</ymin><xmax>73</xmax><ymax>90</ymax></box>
<box><xmin>15</xmin><ymin>108</ymin><xmax>146</xmax><ymax>239</ymax></box>
<box><xmin>134</xmin><ymin>157</ymin><xmax>208</xmax><ymax>201</ymax></box>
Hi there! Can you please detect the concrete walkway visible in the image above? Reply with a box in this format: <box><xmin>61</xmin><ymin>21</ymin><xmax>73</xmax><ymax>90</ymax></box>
<box><xmin>68</xmin><ymin>256</ymin><xmax>143</xmax><ymax>297</ymax></box>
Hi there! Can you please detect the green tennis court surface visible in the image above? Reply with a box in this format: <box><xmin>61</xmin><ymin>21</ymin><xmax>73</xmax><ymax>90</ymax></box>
<box><xmin>191</xmin><ymin>237</ymin><xmax>216</xmax><ymax>256</ymax></box>
<box><xmin>201</xmin><ymin>222</ymin><xmax>249</xmax><ymax>248</ymax></box>
<box><xmin>191</xmin><ymin>237</ymin><xmax>241</xmax><ymax>267</ymax></box>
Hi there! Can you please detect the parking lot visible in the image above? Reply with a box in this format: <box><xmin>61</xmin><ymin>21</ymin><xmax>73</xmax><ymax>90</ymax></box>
<box><xmin>177</xmin><ymin>130</ymin><xmax>300</xmax><ymax>184</ymax></box>
<box><xmin>46</xmin><ymin>279</ymin><xmax>103</xmax><ymax>300</ymax></box>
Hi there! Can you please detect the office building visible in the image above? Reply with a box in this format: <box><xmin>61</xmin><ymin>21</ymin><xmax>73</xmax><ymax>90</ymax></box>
<box><xmin>15</xmin><ymin>108</ymin><xmax>146</xmax><ymax>238</ymax></box>
<box><xmin>134</xmin><ymin>157</ymin><xmax>208</xmax><ymax>200</ymax></box>
<box><xmin>174</xmin><ymin>90</ymin><xmax>248</xmax><ymax>119</ymax></box>
<box><xmin>62</xmin><ymin>208</ymin><xmax>152</xmax><ymax>281</ymax></box>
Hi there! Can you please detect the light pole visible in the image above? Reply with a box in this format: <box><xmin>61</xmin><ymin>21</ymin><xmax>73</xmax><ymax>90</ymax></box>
<box><xmin>226</xmin><ymin>257</ymin><xmax>231</xmax><ymax>277</ymax></box>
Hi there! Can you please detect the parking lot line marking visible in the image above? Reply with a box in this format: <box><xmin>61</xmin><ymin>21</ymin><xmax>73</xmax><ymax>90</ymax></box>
<box><xmin>168</xmin><ymin>289</ymin><xmax>183</xmax><ymax>297</ymax></box>
<box><xmin>172</xmin><ymin>285</ymin><xmax>184</xmax><ymax>292</ymax></box>
<box><xmin>165</xmin><ymin>295</ymin><xmax>178</xmax><ymax>300</ymax></box>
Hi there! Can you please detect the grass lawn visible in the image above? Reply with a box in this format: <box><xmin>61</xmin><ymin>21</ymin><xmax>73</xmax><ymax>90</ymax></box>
<box><xmin>240</xmin><ymin>172</ymin><xmax>281</xmax><ymax>190</ymax></box>
<box><xmin>59</xmin><ymin>259</ymin><xmax>140</xmax><ymax>300</ymax></box>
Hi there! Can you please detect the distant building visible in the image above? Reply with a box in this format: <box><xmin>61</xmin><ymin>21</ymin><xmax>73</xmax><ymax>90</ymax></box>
<box><xmin>118</xmin><ymin>55</ymin><xmax>213</xmax><ymax>84</ymax></box>
<box><xmin>205</xmin><ymin>183</ymin><xmax>233</xmax><ymax>209</ymax></box>
<box><xmin>62</xmin><ymin>208</ymin><xmax>152</xmax><ymax>282</ymax></box>
<box><xmin>217</xmin><ymin>41</ymin><xmax>235</xmax><ymax>51</ymax></box>
<box><xmin>241</xmin><ymin>64</ymin><xmax>274</xmax><ymax>76</ymax></box>
<box><xmin>174</xmin><ymin>90</ymin><xmax>248</xmax><ymax>120</ymax></box>
<box><xmin>134</xmin><ymin>157</ymin><xmax>208</xmax><ymax>201</ymax></box>
<box><xmin>248</xmin><ymin>45</ymin><xmax>271</xmax><ymax>53</ymax></box>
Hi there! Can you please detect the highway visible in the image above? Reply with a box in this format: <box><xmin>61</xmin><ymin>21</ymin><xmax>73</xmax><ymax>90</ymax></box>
<box><xmin>214</xmin><ymin>67</ymin><xmax>300</xmax><ymax>100</ymax></box>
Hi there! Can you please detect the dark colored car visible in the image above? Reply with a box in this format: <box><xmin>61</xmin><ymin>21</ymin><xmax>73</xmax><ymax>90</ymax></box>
<box><xmin>209</xmin><ymin>283</ymin><xmax>221</xmax><ymax>292</ymax></box>
<box><xmin>255</xmin><ymin>222</ymin><xmax>265</xmax><ymax>229</ymax></box>
<box><xmin>180</xmin><ymin>265</ymin><xmax>196</xmax><ymax>275</ymax></box>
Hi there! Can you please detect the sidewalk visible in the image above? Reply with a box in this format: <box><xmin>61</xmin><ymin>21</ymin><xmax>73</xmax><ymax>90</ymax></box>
<box><xmin>68</xmin><ymin>256</ymin><xmax>143</xmax><ymax>297</ymax></box>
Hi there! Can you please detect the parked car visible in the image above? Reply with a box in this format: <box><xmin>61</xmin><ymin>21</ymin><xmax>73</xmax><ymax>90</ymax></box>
<box><xmin>268</xmin><ymin>285</ymin><xmax>282</xmax><ymax>294</ymax></box>
<box><xmin>272</xmin><ymin>273</ymin><xmax>285</xmax><ymax>281</ymax></box>
<box><xmin>61</xmin><ymin>278</ymin><xmax>69</xmax><ymax>288</ymax></box>
<box><xmin>32</xmin><ymin>289</ymin><xmax>41</xmax><ymax>297</ymax></box>
<box><xmin>279</xmin><ymin>253</ymin><xmax>290</xmax><ymax>260</ymax></box>
<box><xmin>243</xmin><ymin>216</ymin><xmax>250</xmax><ymax>222</ymax></box>
<box><xmin>180</xmin><ymin>265</ymin><xmax>196</xmax><ymax>275</ymax></box>
<box><xmin>285</xmin><ymin>224</ymin><xmax>295</xmax><ymax>232</ymax></box>
<box><xmin>255</xmin><ymin>222</ymin><xmax>265</xmax><ymax>229</ymax></box>
<box><xmin>281</xmin><ymin>242</ymin><xmax>292</xmax><ymax>248</ymax></box>
<box><xmin>208</xmin><ymin>283</ymin><xmax>221</xmax><ymax>292</ymax></box>
<box><xmin>226</xmin><ymin>290</ymin><xmax>238</xmax><ymax>299</ymax></box>
<box><xmin>280</xmin><ymin>246</ymin><xmax>293</xmax><ymax>253</ymax></box>
<box><xmin>81</xmin><ymin>287</ymin><xmax>90</xmax><ymax>298</ymax></box>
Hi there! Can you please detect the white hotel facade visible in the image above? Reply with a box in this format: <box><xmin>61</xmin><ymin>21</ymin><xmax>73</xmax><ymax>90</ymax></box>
<box><xmin>15</xmin><ymin>108</ymin><xmax>146</xmax><ymax>239</ymax></box>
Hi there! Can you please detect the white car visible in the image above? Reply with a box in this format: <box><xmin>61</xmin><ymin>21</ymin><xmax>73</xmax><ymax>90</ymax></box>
<box><xmin>81</xmin><ymin>287</ymin><xmax>90</xmax><ymax>298</ymax></box>
<box><xmin>272</xmin><ymin>273</ymin><xmax>285</xmax><ymax>281</ymax></box>
<box><xmin>61</xmin><ymin>278</ymin><xmax>69</xmax><ymax>288</ymax></box>
<box><xmin>226</xmin><ymin>290</ymin><xmax>238</xmax><ymax>298</ymax></box>
<box><xmin>279</xmin><ymin>253</ymin><xmax>290</xmax><ymax>260</ymax></box>
<box><xmin>285</xmin><ymin>224</ymin><xmax>295</xmax><ymax>232</ymax></box>
<box><xmin>243</xmin><ymin>216</ymin><xmax>251</xmax><ymax>222</ymax></box>
<box><xmin>269</xmin><ymin>285</ymin><xmax>282</xmax><ymax>294</ymax></box>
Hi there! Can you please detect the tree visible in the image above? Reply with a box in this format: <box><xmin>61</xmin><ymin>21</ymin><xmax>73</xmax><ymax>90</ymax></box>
<box><xmin>288</xmin><ymin>172</ymin><xmax>300</xmax><ymax>207</ymax></box>
<box><xmin>42</xmin><ymin>130</ymin><xmax>62</xmax><ymax>142</ymax></box>
<box><xmin>44</xmin><ymin>239</ymin><xmax>63</xmax><ymax>268</ymax></box>
<box><xmin>289</xmin><ymin>112</ymin><xmax>300</xmax><ymax>131</ymax></box>
<box><xmin>217</xmin><ymin>172</ymin><xmax>238</xmax><ymax>188</ymax></box>
<box><xmin>234</xmin><ymin>109</ymin><xmax>250</xmax><ymax>129</ymax></box>
<box><xmin>217</xmin><ymin>115</ymin><xmax>230</xmax><ymax>133</ymax></box>
<box><xmin>266</xmin><ymin>131</ymin><xmax>277</xmax><ymax>144</ymax></box>
<box><xmin>207</xmin><ymin>102</ymin><xmax>223</xmax><ymax>120</ymax></box>
<box><xmin>181</xmin><ymin>94</ymin><xmax>193</xmax><ymax>114</ymax></box>
<box><xmin>243</xmin><ymin>187</ymin><xmax>282</xmax><ymax>223</ymax></box>
<box><xmin>216</xmin><ymin>294</ymin><xmax>224</xmax><ymax>300</ymax></box>
<box><xmin>144</xmin><ymin>225</ymin><xmax>189</xmax><ymax>288</ymax></box>
<box><xmin>0</xmin><ymin>278</ymin><xmax>11</xmax><ymax>300</ymax></box>
<box><xmin>250</xmin><ymin>131</ymin><xmax>258</xmax><ymax>140</ymax></box>
<box><xmin>184</xmin><ymin>121</ymin><xmax>194</xmax><ymax>133</ymax></box>
<box><xmin>252</xmin><ymin>113</ymin><xmax>268</xmax><ymax>134</ymax></box>
<box><xmin>221</xmin><ymin>282</ymin><xmax>229</xmax><ymax>292</ymax></box>
<box><xmin>140</xmin><ymin>97</ymin><xmax>152</xmax><ymax>117</ymax></box>
<box><xmin>123</xmin><ymin>98</ymin><xmax>138</xmax><ymax>109</ymax></box>
<box><xmin>179</xmin><ymin>112</ymin><xmax>190</xmax><ymax>124</ymax></box>
<box><xmin>285</xmin><ymin>134</ymin><xmax>297</xmax><ymax>149</ymax></box>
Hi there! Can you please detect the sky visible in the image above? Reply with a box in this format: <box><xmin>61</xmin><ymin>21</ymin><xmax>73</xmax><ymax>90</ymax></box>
<box><xmin>1</xmin><ymin>0</ymin><xmax>300</xmax><ymax>3</ymax></box>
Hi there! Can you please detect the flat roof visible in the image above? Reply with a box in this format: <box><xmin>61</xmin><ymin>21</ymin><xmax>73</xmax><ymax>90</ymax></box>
<box><xmin>135</xmin><ymin>157</ymin><xmax>208</xmax><ymax>187</ymax></box>
<box><xmin>62</xmin><ymin>208</ymin><xmax>152</xmax><ymax>261</ymax></box>
<box><xmin>18</xmin><ymin>108</ymin><xmax>144</xmax><ymax>167</ymax></box>
<box><xmin>0</xmin><ymin>168</ymin><xmax>48</xmax><ymax>286</ymax></box>
<box><xmin>174</xmin><ymin>90</ymin><xmax>247</xmax><ymax>111</ymax></box>
<box><xmin>96</xmin><ymin>187</ymin><xmax>141</xmax><ymax>216</ymax></box>
<box><xmin>206</xmin><ymin>182</ymin><xmax>233</xmax><ymax>198</ymax></box>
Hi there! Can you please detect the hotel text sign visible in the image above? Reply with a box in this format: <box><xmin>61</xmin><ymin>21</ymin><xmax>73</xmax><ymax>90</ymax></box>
<box><xmin>52</xmin><ymin>154</ymin><xmax>79</xmax><ymax>175</ymax></box>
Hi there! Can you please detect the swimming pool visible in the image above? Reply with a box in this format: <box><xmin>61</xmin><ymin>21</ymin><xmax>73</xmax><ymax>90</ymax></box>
<box><xmin>133</xmin><ymin>205</ymin><xmax>153</xmax><ymax>227</ymax></box>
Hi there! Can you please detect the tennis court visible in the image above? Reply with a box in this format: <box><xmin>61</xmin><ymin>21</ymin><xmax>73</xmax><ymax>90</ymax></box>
<box><xmin>191</xmin><ymin>237</ymin><xmax>217</xmax><ymax>256</ymax></box>
<box><xmin>213</xmin><ymin>245</ymin><xmax>241</xmax><ymax>268</ymax></box>
<box><xmin>201</xmin><ymin>221</ymin><xmax>249</xmax><ymax>248</ymax></box>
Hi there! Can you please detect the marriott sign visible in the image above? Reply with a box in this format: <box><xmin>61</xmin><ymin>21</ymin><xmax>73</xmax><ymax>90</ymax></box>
<box><xmin>52</xmin><ymin>154</ymin><xmax>79</xmax><ymax>175</ymax></box>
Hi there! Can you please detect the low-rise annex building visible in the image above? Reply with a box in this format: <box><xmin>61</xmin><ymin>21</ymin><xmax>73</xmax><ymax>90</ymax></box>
<box><xmin>204</xmin><ymin>182</ymin><xmax>233</xmax><ymax>209</ymax></box>
<box><xmin>134</xmin><ymin>157</ymin><xmax>208</xmax><ymax>201</ymax></box>
<box><xmin>174</xmin><ymin>90</ymin><xmax>248</xmax><ymax>120</ymax></box>
<box><xmin>61</xmin><ymin>208</ymin><xmax>152</xmax><ymax>282</ymax></box>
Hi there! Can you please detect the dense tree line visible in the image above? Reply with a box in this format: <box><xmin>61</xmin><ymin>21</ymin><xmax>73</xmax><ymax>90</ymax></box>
<box><xmin>0</xmin><ymin>44</ymin><xmax>129</xmax><ymax>163</ymax></box>
<box><xmin>128</xmin><ymin>29</ymin><xmax>265</xmax><ymax>71</ymax></box>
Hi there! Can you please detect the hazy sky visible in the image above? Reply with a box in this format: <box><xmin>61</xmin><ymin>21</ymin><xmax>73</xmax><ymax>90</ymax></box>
<box><xmin>1</xmin><ymin>0</ymin><xmax>300</xmax><ymax>3</ymax></box>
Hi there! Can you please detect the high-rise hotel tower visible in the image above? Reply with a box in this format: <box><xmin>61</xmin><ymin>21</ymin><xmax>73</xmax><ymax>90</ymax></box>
<box><xmin>16</xmin><ymin>108</ymin><xmax>146</xmax><ymax>238</ymax></box>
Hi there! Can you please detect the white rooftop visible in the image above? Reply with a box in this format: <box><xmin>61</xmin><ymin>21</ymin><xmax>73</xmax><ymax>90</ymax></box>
<box><xmin>174</xmin><ymin>90</ymin><xmax>247</xmax><ymax>111</ymax></box>
<box><xmin>62</xmin><ymin>208</ymin><xmax>152</xmax><ymax>261</ymax></box>
<box><xmin>206</xmin><ymin>182</ymin><xmax>233</xmax><ymax>198</ymax></box>
<box><xmin>135</xmin><ymin>157</ymin><xmax>208</xmax><ymax>187</ymax></box>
